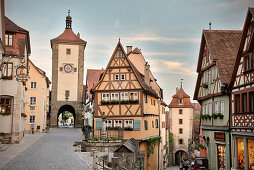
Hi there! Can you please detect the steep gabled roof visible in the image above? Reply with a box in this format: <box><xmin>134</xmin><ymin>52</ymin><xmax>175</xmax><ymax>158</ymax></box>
<box><xmin>92</xmin><ymin>41</ymin><xmax>159</xmax><ymax>98</ymax></box>
<box><xmin>5</xmin><ymin>16</ymin><xmax>27</xmax><ymax>33</ymax></box>
<box><xmin>115</xmin><ymin>138</ymin><xmax>139</xmax><ymax>153</ymax></box>
<box><xmin>194</xmin><ymin>30</ymin><xmax>242</xmax><ymax>100</ymax></box>
<box><xmin>86</xmin><ymin>69</ymin><xmax>104</xmax><ymax>101</ymax></box>
<box><xmin>128</xmin><ymin>47</ymin><xmax>161</xmax><ymax>95</ymax></box>
<box><xmin>229</xmin><ymin>8</ymin><xmax>254</xmax><ymax>89</ymax></box>
<box><xmin>51</xmin><ymin>29</ymin><xmax>86</xmax><ymax>44</ymax></box>
<box><xmin>169</xmin><ymin>88</ymin><xmax>193</xmax><ymax>108</ymax></box>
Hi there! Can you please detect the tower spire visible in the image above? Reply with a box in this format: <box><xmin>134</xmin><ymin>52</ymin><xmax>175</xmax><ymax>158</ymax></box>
<box><xmin>65</xmin><ymin>10</ymin><xmax>72</xmax><ymax>29</ymax></box>
<box><xmin>181</xmin><ymin>78</ymin><xmax>183</xmax><ymax>88</ymax></box>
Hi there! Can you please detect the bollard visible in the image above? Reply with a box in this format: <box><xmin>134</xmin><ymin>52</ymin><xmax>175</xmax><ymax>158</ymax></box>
<box><xmin>93</xmin><ymin>151</ymin><xmax>99</xmax><ymax>170</ymax></box>
<box><xmin>112</xmin><ymin>157</ymin><xmax>119</xmax><ymax>170</ymax></box>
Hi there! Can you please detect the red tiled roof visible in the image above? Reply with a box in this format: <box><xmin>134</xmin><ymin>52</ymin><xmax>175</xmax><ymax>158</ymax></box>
<box><xmin>132</xmin><ymin>48</ymin><xmax>142</xmax><ymax>54</ymax></box>
<box><xmin>169</xmin><ymin>88</ymin><xmax>193</xmax><ymax>108</ymax></box>
<box><xmin>51</xmin><ymin>29</ymin><xmax>86</xmax><ymax>44</ymax></box>
<box><xmin>86</xmin><ymin>69</ymin><xmax>104</xmax><ymax>101</ymax></box>
<box><xmin>5</xmin><ymin>16</ymin><xmax>27</xmax><ymax>33</ymax></box>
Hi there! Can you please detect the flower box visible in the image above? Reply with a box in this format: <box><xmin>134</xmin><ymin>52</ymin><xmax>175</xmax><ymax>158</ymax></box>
<box><xmin>202</xmin><ymin>83</ymin><xmax>208</xmax><ymax>88</ymax></box>
<box><xmin>21</xmin><ymin>113</ymin><xmax>27</xmax><ymax>117</ymax></box>
<box><xmin>1</xmin><ymin>76</ymin><xmax>12</xmax><ymax>80</ymax></box>
<box><xmin>198</xmin><ymin>143</ymin><xmax>206</xmax><ymax>149</ymax></box>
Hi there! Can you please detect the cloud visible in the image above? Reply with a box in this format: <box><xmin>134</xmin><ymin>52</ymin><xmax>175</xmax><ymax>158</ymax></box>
<box><xmin>216</xmin><ymin>0</ymin><xmax>253</xmax><ymax>8</ymax></box>
<box><xmin>148</xmin><ymin>59</ymin><xmax>197</xmax><ymax>75</ymax></box>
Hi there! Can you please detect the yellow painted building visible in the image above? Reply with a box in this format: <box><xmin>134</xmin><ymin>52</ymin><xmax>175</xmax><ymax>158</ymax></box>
<box><xmin>92</xmin><ymin>41</ymin><xmax>162</xmax><ymax>170</ymax></box>
<box><xmin>24</xmin><ymin>60</ymin><xmax>50</xmax><ymax>132</ymax></box>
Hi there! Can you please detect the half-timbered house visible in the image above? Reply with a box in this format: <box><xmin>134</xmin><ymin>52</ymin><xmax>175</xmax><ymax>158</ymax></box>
<box><xmin>194</xmin><ymin>30</ymin><xmax>242</xmax><ymax>170</ymax></box>
<box><xmin>228</xmin><ymin>8</ymin><xmax>254</xmax><ymax>170</ymax></box>
<box><xmin>92</xmin><ymin>41</ymin><xmax>161</xmax><ymax>170</ymax></box>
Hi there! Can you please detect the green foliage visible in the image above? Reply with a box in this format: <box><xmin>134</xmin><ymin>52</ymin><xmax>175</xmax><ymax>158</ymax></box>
<box><xmin>169</xmin><ymin>132</ymin><xmax>174</xmax><ymax>148</ymax></box>
<box><xmin>146</xmin><ymin>136</ymin><xmax>161</xmax><ymax>157</ymax></box>
<box><xmin>198</xmin><ymin>143</ymin><xmax>206</xmax><ymax>149</ymax></box>
<box><xmin>62</xmin><ymin>111</ymin><xmax>72</xmax><ymax>121</ymax></box>
<box><xmin>193</xmin><ymin>114</ymin><xmax>200</xmax><ymax>120</ymax></box>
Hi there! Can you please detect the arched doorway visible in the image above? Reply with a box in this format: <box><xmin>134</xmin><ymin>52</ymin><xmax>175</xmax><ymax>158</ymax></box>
<box><xmin>175</xmin><ymin>150</ymin><xmax>188</xmax><ymax>165</ymax></box>
<box><xmin>57</xmin><ymin>105</ymin><xmax>76</xmax><ymax>127</ymax></box>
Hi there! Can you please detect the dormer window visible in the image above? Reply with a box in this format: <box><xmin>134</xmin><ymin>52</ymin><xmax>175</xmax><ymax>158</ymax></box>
<box><xmin>115</xmin><ymin>74</ymin><xmax>119</xmax><ymax>80</ymax></box>
<box><xmin>5</xmin><ymin>34</ymin><xmax>13</xmax><ymax>46</ymax></box>
<box><xmin>179</xmin><ymin>98</ymin><xmax>183</xmax><ymax>104</ymax></box>
<box><xmin>117</xmin><ymin>51</ymin><xmax>122</xmax><ymax>58</ymax></box>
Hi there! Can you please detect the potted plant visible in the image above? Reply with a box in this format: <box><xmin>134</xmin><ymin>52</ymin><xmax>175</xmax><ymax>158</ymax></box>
<box><xmin>212</xmin><ymin>113</ymin><xmax>218</xmax><ymax>119</ymax></box>
<box><xmin>202</xmin><ymin>83</ymin><xmax>208</xmax><ymax>88</ymax></box>
<box><xmin>1</xmin><ymin>76</ymin><xmax>12</xmax><ymax>80</ymax></box>
<box><xmin>198</xmin><ymin>143</ymin><xmax>206</xmax><ymax>149</ymax></box>
<box><xmin>217</xmin><ymin>113</ymin><xmax>224</xmax><ymax>119</ymax></box>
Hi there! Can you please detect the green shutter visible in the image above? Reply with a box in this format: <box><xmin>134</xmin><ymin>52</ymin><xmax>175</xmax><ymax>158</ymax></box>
<box><xmin>96</xmin><ymin>119</ymin><xmax>102</xmax><ymax>130</ymax></box>
<box><xmin>133</xmin><ymin>120</ymin><xmax>140</xmax><ymax>131</ymax></box>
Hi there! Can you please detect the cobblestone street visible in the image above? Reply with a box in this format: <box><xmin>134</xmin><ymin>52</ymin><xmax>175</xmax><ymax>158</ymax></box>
<box><xmin>1</xmin><ymin>128</ymin><xmax>92</xmax><ymax>170</ymax></box>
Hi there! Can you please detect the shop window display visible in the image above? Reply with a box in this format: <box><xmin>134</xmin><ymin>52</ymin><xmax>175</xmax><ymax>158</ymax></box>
<box><xmin>249</xmin><ymin>139</ymin><xmax>254</xmax><ymax>169</ymax></box>
<box><xmin>217</xmin><ymin>145</ymin><xmax>226</xmax><ymax>170</ymax></box>
<box><xmin>237</xmin><ymin>138</ymin><xmax>244</xmax><ymax>169</ymax></box>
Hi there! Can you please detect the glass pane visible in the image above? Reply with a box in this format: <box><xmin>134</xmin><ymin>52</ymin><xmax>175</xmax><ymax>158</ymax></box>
<box><xmin>248</xmin><ymin>139</ymin><xmax>254</xmax><ymax>169</ymax></box>
<box><xmin>237</xmin><ymin>138</ymin><xmax>244</xmax><ymax>168</ymax></box>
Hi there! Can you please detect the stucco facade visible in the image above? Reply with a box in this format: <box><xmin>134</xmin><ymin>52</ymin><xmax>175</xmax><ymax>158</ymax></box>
<box><xmin>24</xmin><ymin>60</ymin><xmax>50</xmax><ymax>133</ymax></box>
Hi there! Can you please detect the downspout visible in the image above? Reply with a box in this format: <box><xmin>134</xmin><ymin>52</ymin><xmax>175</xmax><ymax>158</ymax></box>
<box><xmin>228</xmin><ymin>89</ymin><xmax>232</xmax><ymax>169</ymax></box>
<box><xmin>158</xmin><ymin>98</ymin><xmax>161</xmax><ymax>170</ymax></box>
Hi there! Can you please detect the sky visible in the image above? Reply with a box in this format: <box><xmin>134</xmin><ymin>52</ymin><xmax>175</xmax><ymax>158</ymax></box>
<box><xmin>5</xmin><ymin>0</ymin><xmax>254</xmax><ymax>104</ymax></box>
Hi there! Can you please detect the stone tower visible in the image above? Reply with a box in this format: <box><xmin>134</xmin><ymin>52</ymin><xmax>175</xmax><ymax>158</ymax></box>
<box><xmin>168</xmin><ymin>88</ymin><xmax>194</xmax><ymax>165</ymax></box>
<box><xmin>50</xmin><ymin>11</ymin><xmax>86</xmax><ymax>127</ymax></box>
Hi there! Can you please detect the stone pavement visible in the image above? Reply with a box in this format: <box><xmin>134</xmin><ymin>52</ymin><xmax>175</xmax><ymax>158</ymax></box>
<box><xmin>0</xmin><ymin>132</ymin><xmax>44</xmax><ymax>169</ymax></box>
<box><xmin>1</xmin><ymin>127</ymin><xmax>92</xmax><ymax>170</ymax></box>
<box><xmin>166</xmin><ymin>166</ymin><xmax>180</xmax><ymax>170</ymax></box>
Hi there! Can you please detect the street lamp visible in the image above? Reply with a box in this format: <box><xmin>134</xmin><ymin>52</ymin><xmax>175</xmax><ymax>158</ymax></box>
<box><xmin>0</xmin><ymin>106</ymin><xmax>6</xmax><ymax>115</ymax></box>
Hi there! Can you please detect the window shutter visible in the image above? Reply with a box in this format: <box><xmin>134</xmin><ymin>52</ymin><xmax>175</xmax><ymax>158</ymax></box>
<box><xmin>96</xmin><ymin>119</ymin><xmax>102</xmax><ymax>130</ymax></box>
<box><xmin>133</xmin><ymin>120</ymin><xmax>140</xmax><ymax>131</ymax></box>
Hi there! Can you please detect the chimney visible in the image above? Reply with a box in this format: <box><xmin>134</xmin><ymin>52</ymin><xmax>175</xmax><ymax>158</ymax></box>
<box><xmin>176</xmin><ymin>87</ymin><xmax>179</xmax><ymax>93</ymax></box>
<box><xmin>126</xmin><ymin>46</ymin><xmax>132</xmax><ymax>54</ymax></box>
<box><xmin>209</xmin><ymin>21</ymin><xmax>211</xmax><ymax>30</ymax></box>
<box><xmin>77</xmin><ymin>32</ymin><xmax>80</xmax><ymax>38</ymax></box>
<box><xmin>144</xmin><ymin>62</ymin><xmax>150</xmax><ymax>86</ymax></box>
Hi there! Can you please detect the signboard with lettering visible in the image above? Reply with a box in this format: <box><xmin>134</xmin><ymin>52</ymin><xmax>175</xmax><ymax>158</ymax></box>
<box><xmin>214</xmin><ymin>132</ymin><xmax>225</xmax><ymax>142</ymax></box>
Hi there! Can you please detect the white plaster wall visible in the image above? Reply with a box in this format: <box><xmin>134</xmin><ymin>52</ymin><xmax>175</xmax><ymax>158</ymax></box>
<box><xmin>0</xmin><ymin>115</ymin><xmax>12</xmax><ymax>133</ymax></box>
<box><xmin>57</xmin><ymin>44</ymin><xmax>79</xmax><ymax>101</ymax></box>
<box><xmin>171</xmin><ymin>107</ymin><xmax>193</xmax><ymax>152</ymax></box>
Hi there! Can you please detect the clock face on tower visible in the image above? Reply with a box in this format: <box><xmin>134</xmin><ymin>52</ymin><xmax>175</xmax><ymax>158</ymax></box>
<box><xmin>63</xmin><ymin>64</ymin><xmax>73</xmax><ymax>73</ymax></box>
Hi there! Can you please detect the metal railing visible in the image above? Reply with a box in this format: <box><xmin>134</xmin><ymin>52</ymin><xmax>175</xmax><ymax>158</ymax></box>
<box><xmin>83</xmin><ymin>128</ymin><xmax>124</xmax><ymax>141</ymax></box>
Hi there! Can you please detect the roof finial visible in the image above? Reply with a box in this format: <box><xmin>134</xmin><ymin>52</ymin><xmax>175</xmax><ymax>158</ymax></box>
<box><xmin>68</xmin><ymin>10</ymin><xmax>70</xmax><ymax>16</ymax></box>
<box><xmin>181</xmin><ymin>78</ymin><xmax>183</xmax><ymax>88</ymax></box>
<box><xmin>209</xmin><ymin>20</ymin><xmax>212</xmax><ymax>30</ymax></box>
<box><xmin>119</xmin><ymin>37</ymin><xmax>121</xmax><ymax>42</ymax></box>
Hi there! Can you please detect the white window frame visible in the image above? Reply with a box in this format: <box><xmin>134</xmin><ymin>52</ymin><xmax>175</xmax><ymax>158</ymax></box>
<box><xmin>117</xmin><ymin>51</ymin><xmax>122</xmax><ymax>58</ymax></box>
<box><xmin>2</xmin><ymin>62</ymin><xmax>13</xmax><ymax>77</ymax></box>
<box><xmin>121</xmin><ymin>92</ymin><xmax>129</xmax><ymax>101</ymax></box>
<box><xmin>30</xmin><ymin>82</ymin><xmax>37</xmax><ymax>89</ymax></box>
<box><xmin>220</xmin><ymin>101</ymin><xmax>224</xmax><ymax>114</ymax></box>
<box><xmin>29</xmin><ymin>115</ymin><xmax>35</xmax><ymax>124</ymax></box>
<box><xmin>205</xmin><ymin>104</ymin><xmax>208</xmax><ymax>115</ymax></box>
<box><xmin>102</xmin><ymin>93</ymin><xmax>110</xmax><ymax>101</ymax></box>
<box><xmin>115</xmin><ymin>74</ymin><xmax>119</xmax><ymax>80</ymax></box>
<box><xmin>114</xmin><ymin>120</ymin><xmax>122</xmax><ymax>128</ymax></box>
<box><xmin>111</xmin><ymin>93</ymin><xmax>119</xmax><ymax>101</ymax></box>
<box><xmin>30</xmin><ymin>97</ymin><xmax>37</xmax><ymax>106</ymax></box>
<box><xmin>124</xmin><ymin>120</ymin><xmax>133</xmax><ymax>128</ymax></box>
<box><xmin>211</xmin><ymin>67</ymin><xmax>215</xmax><ymax>83</ymax></box>
<box><xmin>214</xmin><ymin>101</ymin><xmax>218</xmax><ymax>113</ymax></box>
<box><xmin>204</xmin><ymin>71</ymin><xmax>209</xmax><ymax>84</ymax></box>
<box><xmin>121</xmin><ymin>74</ymin><xmax>125</xmax><ymax>80</ymax></box>
<box><xmin>202</xmin><ymin>105</ymin><xmax>206</xmax><ymax>114</ymax></box>
<box><xmin>209</xmin><ymin>103</ymin><xmax>212</xmax><ymax>115</ymax></box>
<box><xmin>179</xmin><ymin>99</ymin><xmax>183</xmax><ymax>105</ymax></box>
<box><xmin>129</xmin><ymin>92</ymin><xmax>138</xmax><ymax>100</ymax></box>
<box><xmin>5</xmin><ymin>34</ymin><xmax>13</xmax><ymax>46</ymax></box>
<box><xmin>106</xmin><ymin>120</ymin><xmax>112</xmax><ymax>127</ymax></box>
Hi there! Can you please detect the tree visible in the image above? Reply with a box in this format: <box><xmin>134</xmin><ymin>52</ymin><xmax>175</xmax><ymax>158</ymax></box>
<box><xmin>62</xmin><ymin>111</ymin><xmax>72</xmax><ymax>124</ymax></box>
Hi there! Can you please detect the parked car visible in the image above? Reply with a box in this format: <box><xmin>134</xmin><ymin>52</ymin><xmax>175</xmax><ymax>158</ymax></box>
<box><xmin>194</xmin><ymin>157</ymin><xmax>208</xmax><ymax>169</ymax></box>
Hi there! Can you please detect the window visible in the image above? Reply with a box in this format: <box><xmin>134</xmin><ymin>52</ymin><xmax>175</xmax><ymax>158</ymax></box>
<box><xmin>29</xmin><ymin>115</ymin><xmax>35</xmax><ymax>124</ymax></box>
<box><xmin>145</xmin><ymin>93</ymin><xmax>148</xmax><ymax>103</ymax></box>
<box><xmin>211</xmin><ymin>67</ymin><xmax>215</xmax><ymax>83</ymax></box>
<box><xmin>242</xmin><ymin>93</ymin><xmax>248</xmax><ymax>112</ymax></box>
<box><xmin>0</xmin><ymin>97</ymin><xmax>12</xmax><ymax>114</ymax></box>
<box><xmin>179</xmin><ymin>109</ymin><xmax>183</xmax><ymax>114</ymax></box>
<box><xmin>121</xmin><ymin>74</ymin><xmax>125</xmax><ymax>80</ymax></box>
<box><xmin>114</xmin><ymin>120</ymin><xmax>122</xmax><ymax>128</ymax></box>
<box><xmin>179</xmin><ymin>139</ymin><xmax>183</xmax><ymax>144</ymax></box>
<box><xmin>202</xmin><ymin>105</ymin><xmax>206</xmax><ymax>114</ymax></box>
<box><xmin>30</xmin><ymin>97</ymin><xmax>36</xmax><ymax>106</ymax></box>
<box><xmin>162</xmin><ymin>122</ymin><xmax>166</xmax><ymax>128</ymax></box>
<box><xmin>111</xmin><ymin>93</ymin><xmax>119</xmax><ymax>101</ymax></box>
<box><xmin>106</xmin><ymin>120</ymin><xmax>112</xmax><ymax>127</ymax></box>
<box><xmin>74</xmin><ymin>68</ymin><xmax>77</xmax><ymax>72</ymax></box>
<box><xmin>209</xmin><ymin>103</ymin><xmax>212</xmax><ymax>115</ymax></box>
<box><xmin>235</xmin><ymin>94</ymin><xmax>240</xmax><ymax>113</ymax></box>
<box><xmin>121</xmin><ymin>92</ymin><xmax>128</xmax><ymax>101</ymax></box>
<box><xmin>179</xmin><ymin>119</ymin><xmax>183</xmax><ymax>124</ymax></box>
<box><xmin>250</xmin><ymin>92</ymin><xmax>254</xmax><ymax>112</ymax></box>
<box><xmin>124</xmin><ymin>120</ymin><xmax>133</xmax><ymax>128</ymax></box>
<box><xmin>155</xmin><ymin>119</ymin><xmax>159</xmax><ymax>128</ymax></box>
<box><xmin>2</xmin><ymin>62</ymin><xmax>13</xmax><ymax>77</ymax></box>
<box><xmin>245</xmin><ymin>55</ymin><xmax>250</xmax><ymax>71</ymax></box>
<box><xmin>144</xmin><ymin>120</ymin><xmax>148</xmax><ymax>130</ymax></box>
<box><xmin>115</xmin><ymin>74</ymin><xmax>119</xmax><ymax>80</ymax></box>
<box><xmin>66</xmin><ymin>48</ymin><xmax>71</xmax><ymax>55</ymax></box>
<box><xmin>219</xmin><ymin>101</ymin><xmax>224</xmax><ymax>114</ymax></box>
<box><xmin>5</xmin><ymin>34</ymin><xmax>13</xmax><ymax>46</ymax></box>
<box><xmin>179</xmin><ymin>128</ymin><xmax>183</xmax><ymax>134</ymax></box>
<box><xmin>152</xmin><ymin>121</ymin><xmax>154</xmax><ymax>128</ymax></box>
<box><xmin>205</xmin><ymin>104</ymin><xmax>208</xmax><ymax>114</ymax></box>
<box><xmin>117</xmin><ymin>51</ymin><xmax>122</xmax><ymax>58</ymax></box>
<box><xmin>65</xmin><ymin>90</ymin><xmax>70</xmax><ymax>97</ymax></box>
<box><xmin>179</xmin><ymin>99</ymin><xmax>183</xmax><ymax>104</ymax></box>
<box><xmin>130</xmin><ymin>92</ymin><xmax>138</xmax><ymax>100</ymax></box>
<box><xmin>102</xmin><ymin>93</ymin><xmax>110</xmax><ymax>101</ymax></box>
<box><xmin>214</xmin><ymin>102</ymin><xmax>218</xmax><ymax>113</ymax></box>
<box><xmin>60</xmin><ymin>67</ymin><xmax>63</xmax><ymax>71</ymax></box>
<box><xmin>204</xmin><ymin>71</ymin><xmax>209</xmax><ymax>84</ymax></box>
<box><xmin>30</xmin><ymin>82</ymin><xmax>37</xmax><ymax>89</ymax></box>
